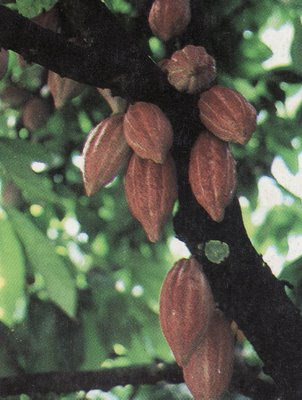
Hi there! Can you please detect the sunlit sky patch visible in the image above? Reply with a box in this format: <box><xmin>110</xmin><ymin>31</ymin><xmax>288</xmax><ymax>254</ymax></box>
<box><xmin>261</xmin><ymin>22</ymin><xmax>294</xmax><ymax>69</ymax></box>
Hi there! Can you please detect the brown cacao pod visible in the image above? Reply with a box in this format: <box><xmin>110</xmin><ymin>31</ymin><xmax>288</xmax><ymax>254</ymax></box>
<box><xmin>148</xmin><ymin>0</ymin><xmax>191</xmax><ymax>42</ymax></box>
<box><xmin>82</xmin><ymin>114</ymin><xmax>132</xmax><ymax>196</ymax></box>
<box><xmin>32</xmin><ymin>6</ymin><xmax>60</xmax><ymax>32</ymax></box>
<box><xmin>0</xmin><ymin>85</ymin><xmax>30</xmax><ymax>108</ymax></box>
<box><xmin>159</xmin><ymin>257</ymin><xmax>215</xmax><ymax>366</ymax></box>
<box><xmin>166</xmin><ymin>46</ymin><xmax>216</xmax><ymax>94</ymax></box>
<box><xmin>124</xmin><ymin>153</ymin><xmax>177</xmax><ymax>242</ymax></box>
<box><xmin>189</xmin><ymin>131</ymin><xmax>237</xmax><ymax>222</ymax></box>
<box><xmin>198</xmin><ymin>85</ymin><xmax>257</xmax><ymax>145</ymax></box>
<box><xmin>123</xmin><ymin>102</ymin><xmax>173</xmax><ymax>164</ymax></box>
<box><xmin>48</xmin><ymin>71</ymin><xmax>83</xmax><ymax>109</ymax></box>
<box><xmin>0</xmin><ymin>49</ymin><xmax>8</xmax><ymax>80</ymax></box>
<box><xmin>183</xmin><ymin>310</ymin><xmax>234</xmax><ymax>400</ymax></box>
<box><xmin>22</xmin><ymin>97</ymin><xmax>51</xmax><ymax>131</ymax></box>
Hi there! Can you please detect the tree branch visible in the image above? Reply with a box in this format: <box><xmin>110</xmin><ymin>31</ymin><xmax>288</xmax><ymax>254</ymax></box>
<box><xmin>1</xmin><ymin>1</ymin><xmax>302</xmax><ymax>398</ymax></box>
<box><xmin>0</xmin><ymin>4</ymin><xmax>169</xmax><ymax>102</ymax></box>
<box><xmin>0</xmin><ymin>361</ymin><xmax>277</xmax><ymax>398</ymax></box>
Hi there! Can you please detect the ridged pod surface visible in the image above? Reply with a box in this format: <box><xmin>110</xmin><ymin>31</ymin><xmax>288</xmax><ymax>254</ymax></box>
<box><xmin>48</xmin><ymin>71</ymin><xmax>83</xmax><ymax>109</ymax></box>
<box><xmin>148</xmin><ymin>0</ymin><xmax>191</xmax><ymax>42</ymax></box>
<box><xmin>189</xmin><ymin>131</ymin><xmax>237</xmax><ymax>222</ymax></box>
<box><xmin>82</xmin><ymin>114</ymin><xmax>132</xmax><ymax>196</ymax></box>
<box><xmin>183</xmin><ymin>310</ymin><xmax>234</xmax><ymax>400</ymax></box>
<box><xmin>198</xmin><ymin>85</ymin><xmax>257</xmax><ymax>144</ymax></box>
<box><xmin>22</xmin><ymin>97</ymin><xmax>51</xmax><ymax>132</ymax></box>
<box><xmin>166</xmin><ymin>45</ymin><xmax>216</xmax><ymax>94</ymax></box>
<box><xmin>124</xmin><ymin>102</ymin><xmax>173</xmax><ymax>164</ymax></box>
<box><xmin>160</xmin><ymin>257</ymin><xmax>215</xmax><ymax>366</ymax></box>
<box><xmin>124</xmin><ymin>153</ymin><xmax>177</xmax><ymax>242</ymax></box>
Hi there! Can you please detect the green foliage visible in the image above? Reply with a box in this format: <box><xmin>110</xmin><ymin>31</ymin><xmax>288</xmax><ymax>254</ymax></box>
<box><xmin>15</xmin><ymin>0</ymin><xmax>58</xmax><ymax>18</ymax></box>
<box><xmin>0</xmin><ymin>210</ymin><xmax>25</xmax><ymax>326</ymax></box>
<box><xmin>7</xmin><ymin>208</ymin><xmax>77</xmax><ymax>318</ymax></box>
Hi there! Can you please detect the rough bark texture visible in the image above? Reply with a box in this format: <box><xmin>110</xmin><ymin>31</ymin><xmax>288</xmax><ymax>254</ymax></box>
<box><xmin>0</xmin><ymin>1</ymin><xmax>301</xmax><ymax>398</ymax></box>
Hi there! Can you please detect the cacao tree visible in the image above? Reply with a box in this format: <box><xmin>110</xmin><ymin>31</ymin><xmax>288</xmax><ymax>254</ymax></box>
<box><xmin>0</xmin><ymin>0</ymin><xmax>302</xmax><ymax>399</ymax></box>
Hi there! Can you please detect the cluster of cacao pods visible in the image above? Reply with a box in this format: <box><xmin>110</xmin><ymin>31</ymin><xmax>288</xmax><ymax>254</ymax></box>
<box><xmin>82</xmin><ymin>100</ymin><xmax>178</xmax><ymax>242</ymax></box>
<box><xmin>158</xmin><ymin>41</ymin><xmax>257</xmax><ymax>221</ymax></box>
<box><xmin>160</xmin><ymin>257</ymin><xmax>234</xmax><ymax>399</ymax></box>
<box><xmin>148</xmin><ymin>0</ymin><xmax>257</xmax><ymax>222</ymax></box>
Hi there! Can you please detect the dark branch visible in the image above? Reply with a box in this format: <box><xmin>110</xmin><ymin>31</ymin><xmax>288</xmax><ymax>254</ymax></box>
<box><xmin>0</xmin><ymin>361</ymin><xmax>277</xmax><ymax>398</ymax></box>
<box><xmin>0</xmin><ymin>4</ymin><xmax>169</xmax><ymax>101</ymax></box>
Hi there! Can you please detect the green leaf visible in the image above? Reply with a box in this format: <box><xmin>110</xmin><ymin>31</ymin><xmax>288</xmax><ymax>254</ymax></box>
<box><xmin>7</xmin><ymin>208</ymin><xmax>77</xmax><ymax>318</ymax></box>
<box><xmin>291</xmin><ymin>18</ymin><xmax>302</xmax><ymax>75</ymax></box>
<box><xmin>279</xmin><ymin>257</ymin><xmax>302</xmax><ymax>307</ymax></box>
<box><xmin>0</xmin><ymin>209</ymin><xmax>26</xmax><ymax>326</ymax></box>
<box><xmin>16</xmin><ymin>0</ymin><xmax>57</xmax><ymax>18</ymax></box>
<box><xmin>0</xmin><ymin>139</ymin><xmax>63</xmax><ymax>205</ymax></box>
<box><xmin>81</xmin><ymin>310</ymin><xmax>107</xmax><ymax>369</ymax></box>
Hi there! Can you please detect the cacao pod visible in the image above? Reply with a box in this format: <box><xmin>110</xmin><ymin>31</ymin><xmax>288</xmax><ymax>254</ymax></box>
<box><xmin>148</xmin><ymin>0</ymin><xmax>191</xmax><ymax>42</ymax></box>
<box><xmin>22</xmin><ymin>97</ymin><xmax>51</xmax><ymax>132</ymax></box>
<box><xmin>166</xmin><ymin>46</ymin><xmax>216</xmax><ymax>94</ymax></box>
<box><xmin>0</xmin><ymin>85</ymin><xmax>30</xmax><ymax>108</ymax></box>
<box><xmin>123</xmin><ymin>101</ymin><xmax>173</xmax><ymax>164</ymax></box>
<box><xmin>124</xmin><ymin>153</ymin><xmax>177</xmax><ymax>242</ymax></box>
<box><xmin>32</xmin><ymin>6</ymin><xmax>60</xmax><ymax>32</ymax></box>
<box><xmin>198</xmin><ymin>85</ymin><xmax>257</xmax><ymax>145</ymax></box>
<box><xmin>48</xmin><ymin>70</ymin><xmax>83</xmax><ymax>109</ymax></box>
<box><xmin>183</xmin><ymin>310</ymin><xmax>234</xmax><ymax>400</ymax></box>
<box><xmin>82</xmin><ymin>114</ymin><xmax>132</xmax><ymax>196</ymax></box>
<box><xmin>0</xmin><ymin>49</ymin><xmax>8</xmax><ymax>80</ymax></box>
<box><xmin>159</xmin><ymin>257</ymin><xmax>215</xmax><ymax>366</ymax></box>
<box><xmin>189</xmin><ymin>131</ymin><xmax>237</xmax><ymax>222</ymax></box>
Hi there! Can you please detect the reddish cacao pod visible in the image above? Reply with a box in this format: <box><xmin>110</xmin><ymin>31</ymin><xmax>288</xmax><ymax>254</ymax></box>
<box><xmin>48</xmin><ymin>71</ymin><xmax>83</xmax><ymax>109</ymax></box>
<box><xmin>148</xmin><ymin>0</ymin><xmax>191</xmax><ymax>42</ymax></box>
<box><xmin>32</xmin><ymin>6</ymin><xmax>60</xmax><ymax>32</ymax></box>
<box><xmin>189</xmin><ymin>131</ymin><xmax>237</xmax><ymax>222</ymax></box>
<box><xmin>166</xmin><ymin>45</ymin><xmax>216</xmax><ymax>94</ymax></box>
<box><xmin>0</xmin><ymin>49</ymin><xmax>8</xmax><ymax>80</ymax></box>
<box><xmin>0</xmin><ymin>85</ymin><xmax>30</xmax><ymax>108</ymax></box>
<box><xmin>183</xmin><ymin>310</ymin><xmax>234</xmax><ymax>400</ymax></box>
<box><xmin>159</xmin><ymin>257</ymin><xmax>215</xmax><ymax>366</ymax></box>
<box><xmin>82</xmin><ymin>114</ymin><xmax>132</xmax><ymax>196</ymax></box>
<box><xmin>22</xmin><ymin>97</ymin><xmax>51</xmax><ymax>131</ymax></box>
<box><xmin>123</xmin><ymin>102</ymin><xmax>173</xmax><ymax>164</ymax></box>
<box><xmin>124</xmin><ymin>153</ymin><xmax>177</xmax><ymax>242</ymax></box>
<box><xmin>198</xmin><ymin>85</ymin><xmax>257</xmax><ymax>144</ymax></box>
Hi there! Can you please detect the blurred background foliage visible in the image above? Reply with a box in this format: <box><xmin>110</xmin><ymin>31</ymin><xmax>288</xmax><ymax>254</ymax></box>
<box><xmin>0</xmin><ymin>0</ymin><xmax>301</xmax><ymax>399</ymax></box>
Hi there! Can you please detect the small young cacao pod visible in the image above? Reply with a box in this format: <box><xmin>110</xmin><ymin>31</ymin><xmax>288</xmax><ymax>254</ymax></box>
<box><xmin>166</xmin><ymin>45</ymin><xmax>216</xmax><ymax>94</ymax></box>
<box><xmin>22</xmin><ymin>97</ymin><xmax>51</xmax><ymax>132</ymax></box>
<box><xmin>48</xmin><ymin>71</ymin><xmax>83</xmax><ymax>109</ymax></box>
<box><xmin>123</xmin><ymin>101</ymin><xmax>173</xmax><ymax>164</ymax></box>
<box><xmin>189</xmin><ymin>131</ymin><xmax>237</xmax><ymax>222</ymax></box>
<box><xmin>0</xmin><ymin>85</ymin><xmax>30</xmax><ymax>108</ymax></box>
<box><xmin>32</xmin><ymin>6</ymin><xmax>60</xmax><ymax>32</ymax></box>
<box><xmin>82</xmin><ymin>114</ymin><xmax>132</xmax><ymax>196</ymax></box>
<box><xmin>198</xmin><ymin>85</ymin><xmax>257</xmax><ymax>145</ymax></box>
<box><xmin>0</xmin><ymin>49</ymin><xmax>8</xmax><ymax>80</ymax></box>
<box><xmin>159</xmin><ymin>257</ymin><xmax>215</xmax><ymax>366</ymax></box>
<box><xmin>148</xmin><ymin>0</ymin><xmax>191</xmax><ymax>42</ymax></box>
<box><xmin>124</xmin><ymin>153</ymin><xmax>177</xmax><ymax>242</ymax></box>
<box><xmin>183</xmin><ymin>310</ymin><xmax>234</xmax><ymax>400</ymax></box>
